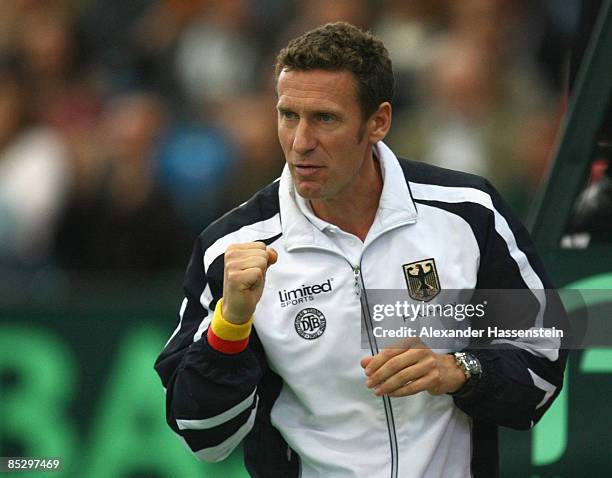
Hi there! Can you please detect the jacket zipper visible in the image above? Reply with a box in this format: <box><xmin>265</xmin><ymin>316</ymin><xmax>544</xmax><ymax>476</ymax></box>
<box><xmin>355</xmin><ymin>264</ymin><xmax>399</xmax><ymax>478</ymax></box>
<box><xmin>287</xmin><ymin>222</ymin><xmax>414</xmax><ymax>478</ymax></box>
<box><xmin>352</xmin><ymin>265</ymin><xmax>361</xmax><ymax>296</ymax></box>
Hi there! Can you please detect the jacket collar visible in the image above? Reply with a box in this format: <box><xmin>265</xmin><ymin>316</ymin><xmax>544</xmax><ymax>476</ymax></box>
<box><xmin>279</xmin><ymin>141</ymin><xmax>418</xmax><ymax>251</ymax></box>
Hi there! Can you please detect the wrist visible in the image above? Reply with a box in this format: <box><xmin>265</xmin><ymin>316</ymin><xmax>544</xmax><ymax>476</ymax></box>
<box><xmin>448</xmin><ymin>351</ymin><xmax>482</xmax><ymax>398</ymax></box>
<box><xmin>444</xmin><ymin>354</ymin><xmax>468</xmax><ymax>393</ymax></box>
<box><xmin>221</xmin><ymin>299</ymin><xmax>251</xmax><ymax>325</ymax></box>
<box><xmin>208</xmin><ymin>299</ymin><xmax>253</xmax><ymax>354</ymax></box>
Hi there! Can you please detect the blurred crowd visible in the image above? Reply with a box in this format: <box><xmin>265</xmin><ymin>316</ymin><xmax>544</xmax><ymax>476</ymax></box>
<box><xmin>0</xmin><ymin>0</ymin><xmax>578</xmax><ymax>282</ymax></box>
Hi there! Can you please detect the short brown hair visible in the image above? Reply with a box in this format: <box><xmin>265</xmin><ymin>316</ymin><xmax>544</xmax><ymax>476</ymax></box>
<box><xmin>275</xmin><ymin>21</ymin><xmax>394</xmax><ymax>119</ymax></box>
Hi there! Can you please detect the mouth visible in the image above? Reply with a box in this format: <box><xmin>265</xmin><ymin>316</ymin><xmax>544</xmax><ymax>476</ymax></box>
<box><xmin>293</xmin><ymin>164</ymin><xmax>324</xmax><ymax>177</ymax></box>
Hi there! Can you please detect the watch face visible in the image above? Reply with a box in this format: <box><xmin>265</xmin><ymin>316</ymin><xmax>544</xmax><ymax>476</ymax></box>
<box><xmin>465</xmin><ymin>354</ymin><xmax>482</xmax><ymax>376</ymax></box>
<box><xmin>455</xmin><ymin>352</ymin><xmax>482</xmax><ymax>378</ymax></box>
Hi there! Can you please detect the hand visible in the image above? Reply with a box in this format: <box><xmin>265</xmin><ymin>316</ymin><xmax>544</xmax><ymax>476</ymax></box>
<box><xmin>360</xmin><ymin>340</ymin><xmax>466</xmax><ymax>397</ymax></box>
<box><xmin>222</xmin><ymin>242</ymin><xmax>278</xmax><ymax>324</ymax></box>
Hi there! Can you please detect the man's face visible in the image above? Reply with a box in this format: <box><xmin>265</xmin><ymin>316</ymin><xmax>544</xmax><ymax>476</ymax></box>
<box><xmin>276</xmin><ymin>68</ymin><xmax>373</xmax><ymax>200</ymax></box>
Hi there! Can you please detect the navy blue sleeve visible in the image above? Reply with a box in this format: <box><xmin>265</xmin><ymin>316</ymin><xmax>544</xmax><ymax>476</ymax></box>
<box><xmin>452</xmin><ymin>182</ymin><xmax>571</xmax><ymax>430</ymax></box>
<box><xmin>154</xmin><ymin>236</ymin><xmax>266</xmax><ymax>461</ymax></box>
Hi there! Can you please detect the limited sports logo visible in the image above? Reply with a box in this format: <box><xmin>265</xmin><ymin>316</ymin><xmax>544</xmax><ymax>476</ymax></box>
<box><xmin>403</xmin><ymin>258</ymin><xmax>441</xmax><ymax>302</ymax></box>
<box><xmin>278</xmin><ymin>279</ymin><xmax>333</xmax><ymax>307</ymax></box>
<box><xmin>294</xmin><ymin>308</ymin><xmax>326</xmax><ymax>340</ymax></box>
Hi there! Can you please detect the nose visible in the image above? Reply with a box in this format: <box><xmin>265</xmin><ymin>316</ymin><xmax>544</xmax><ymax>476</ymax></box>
<box><xmin>292</xmin><ymin>120</ymin><xmax>317</xmax><ymax>155</ymax></box>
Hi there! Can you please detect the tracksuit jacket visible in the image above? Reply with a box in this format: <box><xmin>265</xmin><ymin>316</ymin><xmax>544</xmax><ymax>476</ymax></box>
<box><xmin>154</xmin><ymin>142</ymin><xmax>569</xmax><ymax>477</ymax></box>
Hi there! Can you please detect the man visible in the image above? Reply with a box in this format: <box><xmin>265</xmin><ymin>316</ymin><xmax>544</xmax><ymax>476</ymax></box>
<box><xmin>155</xmin><ymin>22</ymin><xmax>568</xmax><ymax>477</ymax></box>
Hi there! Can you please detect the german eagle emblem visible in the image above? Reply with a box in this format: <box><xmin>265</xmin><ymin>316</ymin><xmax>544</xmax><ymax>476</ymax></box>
<box><xmin>403</xmin><ymin>258</ymin><xmax>441</xmax><ymax>301</ymax></box>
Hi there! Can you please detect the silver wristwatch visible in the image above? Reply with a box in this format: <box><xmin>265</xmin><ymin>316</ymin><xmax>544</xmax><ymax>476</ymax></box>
<box><xmin>453</xmin><ymin>352</ymin><xmax>482</xmax><ymax>380</ymax></box>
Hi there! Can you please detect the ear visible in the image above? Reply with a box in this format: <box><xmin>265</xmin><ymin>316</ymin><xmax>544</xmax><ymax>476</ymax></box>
<box><xmin>367</xmin><ymin>102</ymin><xmax>392</xmax><ymax>144</ymax></box>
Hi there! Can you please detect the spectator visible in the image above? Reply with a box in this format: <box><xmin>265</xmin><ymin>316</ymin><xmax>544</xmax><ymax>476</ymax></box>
<box><xmin>0</xmin><ymin>58</ymin><xmax>71</xmax><ymax>268</ymax></box>
<box><xmin>174</xmin><ymin>0</ymin><xmax>261</xmax><ymax>109</ymax></box>
<box><xmin>374</xmin><ymin>0</ymin><xmax>448</xmax><ymax>110</ymax></box>
<box><xmin>388</xmin><ymin>15</ymin><xmax>558</xmax><ymax>215</ymax></box>
<box><xmin>214</xmin><ymin>93</ymin><xmax>285</xmax><ymax>208</ymax></box>
<box><xmin>54</xmin><ymin>92</ymin><xmax>191</xmax><ymax>272</ymax></box>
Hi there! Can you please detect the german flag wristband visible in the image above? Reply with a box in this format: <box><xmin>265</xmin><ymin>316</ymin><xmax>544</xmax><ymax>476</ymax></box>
<box><xmin>207</xmin><ymin>299</ymin><xmax>252</xmax><ymax>354</ymax></box>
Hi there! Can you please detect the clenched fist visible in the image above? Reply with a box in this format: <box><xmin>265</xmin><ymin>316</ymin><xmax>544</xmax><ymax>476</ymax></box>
<box><xmin>222</xmin><ymin>242</ymin><xmax>278</xmax><ymax>324</ymax></box>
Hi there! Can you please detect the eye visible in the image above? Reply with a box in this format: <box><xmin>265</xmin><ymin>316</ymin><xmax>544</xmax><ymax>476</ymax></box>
<box><xmin>280</xmin><ymin>110</ymin><xmax>298</xmax><ymax>121</ymax></box>
<box><xmin>318</xmin><ymin>113</ymin><xmax>334</xmax><ymax>123</ymax></box>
